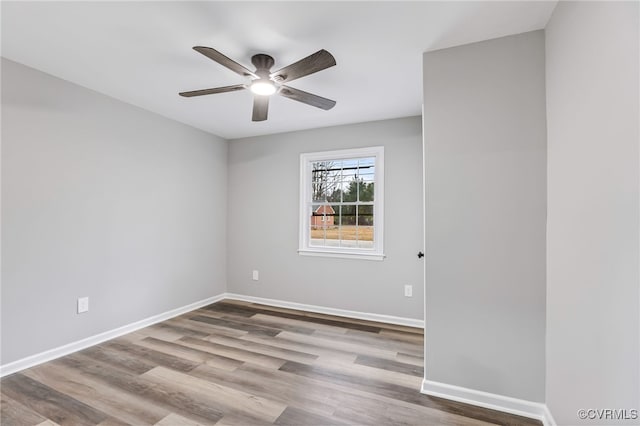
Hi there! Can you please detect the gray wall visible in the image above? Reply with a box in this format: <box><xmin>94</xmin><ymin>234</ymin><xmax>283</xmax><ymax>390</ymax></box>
<box><xmin>227</xmin><ymin>117</ymin><xmax>424</xmax><ymax>320</ymax></box>
<box><xmin>1</xmin><ymin>59</ymin><xmax>228</xmax><ymax>364</ymax></box>
<box><xmin>422</xmin><ymin>31</ymin><xmax>547</xmax><ymax>401</ymax></box>
<box><xmin>545</xmin><ymin>2</ymin><xmax>639</xmax><ymax>424</ymax></box>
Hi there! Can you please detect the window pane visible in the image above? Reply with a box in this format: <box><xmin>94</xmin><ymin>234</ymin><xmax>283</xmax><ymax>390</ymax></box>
<box><xmin>327</xmin><ymin>188</ymin><xmax>342</xmax><ymax>203</ymax></box>
<box><xmin>312</xmin><ymin>161</ymin><xmax>340</xmax><ymax>202</ymax></box>
<box><xmin>357</xmin><ymin>158</ymin><xmax>375</xmax><ymax>179</ymax></box>
<box><xmin>359</xmin><ymin>170</ymin><xmax>375</xmax><ymax>183</ymax></box>
<box><xmin>342</xmin><ymin>158</ymin><xmax>358</xmax><ymax>173</ymax></box>
<box><xmin>358</xmin><ymin>204</ymin><xmax>372</xmax><ymax>224</ymax></box>
<box><xmin>357</xmin><ymin>205</ymin><xmax>374</xmax><ymax>248</ymax></box>
<box><xmin>358</xmin><ymin>180</ymin><xmax>374</xmax><ymax>202</ymax></box>
<box><xmin>358</xmin><ymin>157</ymin><xmax>375</xmax><ymax>168</ymax></box>
<box><xmin>323</xmin><ymin>204</ymin><xmax>339</xmax><ymax>247</ymax></box>
<box><xmin>337</xmin><ymin>180</ymin><xmax>347</xmax><ymax>203</ymax></box>
<box><xmin>310</xmin><ymin>204</ymin><xmax>327</xmax><ymax>247</ymax></box>
<box><xmin>357</xmin><ymin>158</ymin><xmax>375</xmax><ymax>201</ymax></box>
<box><xmin>339</xmin><ymin>223</ymin><xmax>358</xmax><ymax>247</ymax></box>
<box><xmin>342</xmin><ymin>205</ymin><xmax>356</xmax><ymax>226</ymax></box>
<box><xmin>324</xmin><ymin>204</ymin><xmax>339</xmax><ymax>247</ymax></box>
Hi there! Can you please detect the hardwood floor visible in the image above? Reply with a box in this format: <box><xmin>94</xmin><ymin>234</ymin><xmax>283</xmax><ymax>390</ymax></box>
<box><xmin>1</xmin><ymin>300</ymin><xmax>541</xmax><ymax>426</ymax></box>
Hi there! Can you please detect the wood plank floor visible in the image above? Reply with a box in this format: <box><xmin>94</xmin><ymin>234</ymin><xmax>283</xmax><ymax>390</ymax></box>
<box><xmin>1</xmin><ymin>300</ymin><xmax>541</xmax><ymax>426</ymax></box>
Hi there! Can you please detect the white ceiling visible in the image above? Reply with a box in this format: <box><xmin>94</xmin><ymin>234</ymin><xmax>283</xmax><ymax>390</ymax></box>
<box><xmin>1</xmin><ymin>1</ymin><xmax>557</xmax><ymax>139</ymax></box>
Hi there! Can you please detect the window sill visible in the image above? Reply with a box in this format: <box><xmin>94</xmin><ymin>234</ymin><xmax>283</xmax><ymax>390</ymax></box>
<box><xmin>298</xmin><ymin>249</ymin><xmax>386</xmax><ymax>261</ymax></box>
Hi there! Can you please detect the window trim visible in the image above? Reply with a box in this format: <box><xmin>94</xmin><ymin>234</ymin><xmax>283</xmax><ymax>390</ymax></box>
<box><xmin>298</xmin><ymin>146</ymin><xmax>385</xmax><ymax>261</ymax></box>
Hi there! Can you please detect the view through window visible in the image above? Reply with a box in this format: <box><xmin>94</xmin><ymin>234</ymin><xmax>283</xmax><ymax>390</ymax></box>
<box><xmin>311</xmin><ymin>157</ymin><xmax>375</xmax><ymax>248</ymax></box>
<box><xmin>299</xmin><ymin>146</ymin><xmax>384</xmax><ymax>260</ymax></box>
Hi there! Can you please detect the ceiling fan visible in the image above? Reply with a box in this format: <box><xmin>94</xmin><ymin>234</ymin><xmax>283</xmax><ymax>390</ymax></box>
<box><xmin>179</xmin><ymin>47</ymin><xmax>337</xmax><ymax>121</ymax></box>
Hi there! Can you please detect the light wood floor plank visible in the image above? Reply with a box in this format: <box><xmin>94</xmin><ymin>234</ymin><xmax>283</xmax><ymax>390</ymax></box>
<box><xmin>203</xmin><ymin>333</ymin><xmax>319</xmax><ymax>364</ymax></box>
<box><xmin>133</xmin><ymin>336</ymin><xmax>243</xmax><ymax>371</ymax></box>
<box><xmin>142</xmin><ymin>366</ymin><xmax>287</xmax><ymax>423</ymax></box>
<box><xmin>274</xmin><ymin>406</ymin><xmax>347</xmax><ymax>426</ymax></box>
<box><xmin>395</xmin><ymin>351</ymin><xmax>425</xmax><ymax>367</ymax></box>
<box><xmin>251</xmin><ymin>313</ymin><xmax>350</xmax><ymax>335</ymax></box>
<box><xmin>154</xmin><ymin>412</ymin><xmax>205</xmax><ymax>426</ymax></box>
<box><xmin>23</xmin><ymin>361</ymin><xmax>168</xmax><ymax>425</ymax></box>
<box><xmin>312</xmin><ymin>356</ymin><xmax>423</xmax><ymax>388</ymax></box>
<box><xmin>54</xmin><ymin>353</ymin><xmax>224</xmax><ymax>424</ymax></box>
<box><xmin>36</xmin><ymin>420</ymin><xmax>62</xmax><ymax>426</ymax></box>
<box><xmin>187</xmin><ymin>363</ymin><xmax>337</xmax><ymax>418</ymax></box>
<box><xmin>178</xmin><ymin>336</ymin><xmax>288</xmax><ymax>369</ymax></box>
<box><xmin>240</xmin><ymin>333</ymin><xmax>360</xmax><ymax>363</ymax></box>
<box><xmin>1</xmin><ymin>392</ymin><xmax>48</xmax><ymax>426</ymax></box>
<box><xmin>1</xmin><ymin>373</ymin><xmax>110</xmax><ymax>426</ymax></box>
<box><xmin>168</xmin><ymin>315</ymin><xmax>249</xmax><ymax>338</ymax></box>
<box><xmin>277</xmin><ymin>330</ymin><xmax>401</xmax><ymax>360</ymax></box>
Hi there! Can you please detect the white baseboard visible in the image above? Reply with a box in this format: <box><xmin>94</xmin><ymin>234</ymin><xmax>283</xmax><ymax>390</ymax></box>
<box><xmin>224</xmin><ymin>293</ymin><xmax>424</xmax><ymax>328</ymax></box>
<box><xmin>421</xmin><ymin>379</ymin><xmax>555</xmax><ymax>426</ymax></box>
<box><xmin>543</xmin><ymin>405</ymin><xmax>557</xmax><ymax>426</ymax></box>
<box><xmin>0</xmin><ymin>293</ymin><xmax>226</xmax><ymax>377</ymax></box>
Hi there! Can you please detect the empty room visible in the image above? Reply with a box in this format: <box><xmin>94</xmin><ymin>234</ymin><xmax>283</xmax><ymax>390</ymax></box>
<box><xmin>1</xmin><ymin>1</ymin><xmax>638</xmax><ymax>425</ymax></box>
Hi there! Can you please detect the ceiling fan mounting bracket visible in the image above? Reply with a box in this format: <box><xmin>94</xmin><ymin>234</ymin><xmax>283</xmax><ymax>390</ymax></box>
<box><xmin>251</xmin><ymin>53</ymin><xmax>275</xmax><ymax>72</ymax></box>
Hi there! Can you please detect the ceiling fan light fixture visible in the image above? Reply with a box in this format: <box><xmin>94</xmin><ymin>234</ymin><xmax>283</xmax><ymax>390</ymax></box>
<box><xmin>250</xmin><ymin>79</ymin><xmax>276</xmax><ymax>96</ymax></box>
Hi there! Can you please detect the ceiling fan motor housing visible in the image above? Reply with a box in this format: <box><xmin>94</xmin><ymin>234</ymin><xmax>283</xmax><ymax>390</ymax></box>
<box><xmin>251</xmin><ymin>53</ymin><xmax>275</xmax><ymax>76</ymax></box>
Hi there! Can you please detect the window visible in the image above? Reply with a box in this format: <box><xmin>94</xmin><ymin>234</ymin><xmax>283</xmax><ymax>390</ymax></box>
<box><xmin>299</xmin><ymin>146</ymin><xmax>384</xmax><ymax>260</ymax></box>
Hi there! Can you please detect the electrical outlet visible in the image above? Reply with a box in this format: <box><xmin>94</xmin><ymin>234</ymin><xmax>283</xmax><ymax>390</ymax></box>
<box><xmin>404</xmin><ymin>285</ymin><xmax>413</xmax><ymax>297</ymax></box>
<box><xmin>252</xmin><ymin>270</ymin><xmax>259</xmax><ymax>281</ymax></box>
<box><xmin>77</xmin><ymin>297</ymin><xmax>89</xmax><ymax>313</ymax></box>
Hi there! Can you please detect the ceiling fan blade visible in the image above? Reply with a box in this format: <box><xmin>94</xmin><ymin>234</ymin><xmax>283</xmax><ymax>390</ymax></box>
<box><xmin>252</xmin><ymin>95</ymin><xmax>269</xmax><ymax>121</ymax></box>
<box><xmin>179</xmin><ymin>84</ymin><xmax>247</xmax><ymax>97</ymax></box>
<box><xmin>270</xmin><ymin>49</ymin><xmax>336</xmax><ymax>83</ymax></box>
<box><xmin>278</xmin><ymin>85</ymin><xmax>336</xmax><ymax>110</ymax></box>
<box><xmin>193</xmin><ymin>46</ymin><xmax>258</xmax><ymax>78</ymax></box>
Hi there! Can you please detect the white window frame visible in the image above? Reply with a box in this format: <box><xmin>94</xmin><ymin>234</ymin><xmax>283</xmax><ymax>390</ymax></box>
<box><xmin>298</xmin><ymin>146</ymin><xmax>385</xmax><ymax>261</ymax></box>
